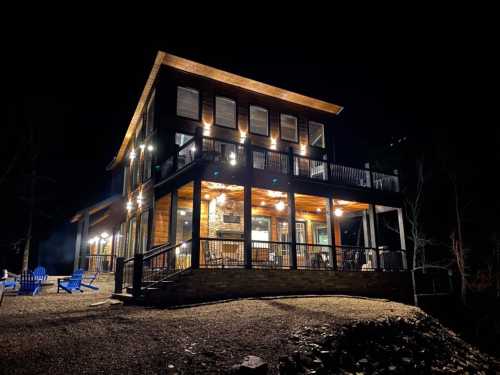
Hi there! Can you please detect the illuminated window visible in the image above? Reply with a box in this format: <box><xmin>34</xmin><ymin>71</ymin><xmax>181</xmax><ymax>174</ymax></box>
<box><xmin>177</xmin><ymin>87</ymin><xmax>199</xmax><ymax>120</ymax></box>
<box><xmin>280</xmin><ymin>114</ymin><xmax>298</xmax><ymax>142</ymax></box>
<box><xmin>215</xmin><ymin>96</ymin><xmax>236</xmax><ymax>128</ymax></box>
<box><xmin>249</xmin><ymin>106</ymin><xmax>269</xmax><ymax>136</ymax></box>
<box><xmin>308</xmin><ymin>121</ymin><xmax>325</xmax><ymax>148</ymax></box>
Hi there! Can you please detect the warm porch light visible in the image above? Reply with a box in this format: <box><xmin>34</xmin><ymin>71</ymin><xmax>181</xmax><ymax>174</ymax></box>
<box><xmin>100</xmin><ymin>232</ymin><xmax>109</xmax><ymax>239</ymax></box>
<box><xmin>139</xmin><ymin>144</ymin><xmax>146</xmax><ymax>151</ymax></box>
<box><xmin>203</xmin><ymin>120</ymin><xmax>212</xmax><ymax>136</ymax></box>
<box><xmin>300</xmin><ymin>144</ymin><xmax>307</xmax><ymax>156</ymax></box>
<box><xmin>260</xmin><ymin>201</ymin><xmax>266</xmax><ymax>206</ymax></box>
<box><xmin>147</xmin><ymin>144</ymin><xmax>154</xmax><ymax>152</ymax></box>
<box><xmin>137</xmin><ymin>192</ymin><xmax>143</xmax><ymax>208</ymax></box>
<box><xmin>179</xmin><ymin>210</ymin><xmax>186</xmax><ymax>216</ymax></box>
<box><xmin>275</xmin><ymin>201</ymin><xmax>285</xmax><ymax>211</ymax></box>
<box><xmin>316</xmin><ymin>208</ymin><xmax>321</xmax><ymax>213</ymax></box>
<box><xmin>204</xmin><ymin>194</ymin><xmax>210</xmax><ymax>200</ymax></box>
<box><xmin>229</xmin><ymin>152</ymin><xmax>237</xmax><ymax>166</ymax></box>
<box><xmin>126</xmin><ymin>200</ymin><xmax>133</xmax><ymax>211</ymax></box>
<box><xmin>239</xmin><ymin>131</ymin><xmax>247</xmax><ymax>143</ymax></box>
<box><xmin>270</xmin><ymin>138</ymin><xmax>277</xmax><ymax>150</ymax></box>
<box><xmin>334</xmin><ymin>208</ymin><xmax>344</xmax><ymax>217</ymax></box>
<box><xmin>191</xmin><ymin>145</ymin><xmax>197</xmax><ymax>153</ymax></box>
<box><xmin>129</xmin><ymin>149</ymin><xmax>136</xmax><ymax>161</ymax></box>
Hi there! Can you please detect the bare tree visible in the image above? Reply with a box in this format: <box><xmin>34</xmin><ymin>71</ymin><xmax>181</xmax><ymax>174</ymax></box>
<box><xmin>405</xmin><ymin>159</ymin><xmax>434</xmax><ymax>306</ymax></box>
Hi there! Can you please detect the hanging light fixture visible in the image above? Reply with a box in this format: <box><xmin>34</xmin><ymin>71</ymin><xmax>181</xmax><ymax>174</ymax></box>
<box><xmin>100</xmin><ymin>232</ymin><xmax>109</xmax><ymax>239</ymax></box>
<box><xmin>275</xmin><ymin>201</ymin><xmax>285</xmax><ymax>211</ymax></box>
<box><xmin>334</xmin><ymin>208</ymin><xmax>344</xmax><ymax>217</ymax></box>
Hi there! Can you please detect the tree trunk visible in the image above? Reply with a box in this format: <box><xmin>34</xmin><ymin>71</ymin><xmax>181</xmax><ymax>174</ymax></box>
<box><xmin>22</xmin><ymin>168</ymin><xmax>36</xmax><ymax>272</ymax></box>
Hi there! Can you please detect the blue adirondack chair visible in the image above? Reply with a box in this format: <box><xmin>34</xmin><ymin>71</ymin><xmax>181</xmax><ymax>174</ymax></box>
<box><xmin>33</xmin><ymin>266</ymin><xmax>48</xmax><ymax>282</ymax></box>
<box><xmin>57</xmin><ymin>276</ymin><xmax>83</xmax><ymax>293</ymax></box>
<box><xmin>18</xmin><ymin>272</ymin><xmax>41</xmax><ymax>296</ymax></box>
<box><xmin>81</xmin><ymin>272</ymin><xmax>99</xmax><ymax>291</ymax></box>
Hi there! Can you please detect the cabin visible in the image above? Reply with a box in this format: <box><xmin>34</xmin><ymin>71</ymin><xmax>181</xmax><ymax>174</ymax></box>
<box><xmin>71</xmin><ymin>51</ymin><xmax>411</xmax><ymax>304</ymax></box>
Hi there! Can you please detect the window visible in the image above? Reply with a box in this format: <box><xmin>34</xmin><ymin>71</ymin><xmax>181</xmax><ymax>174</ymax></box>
<box><xmin>152</xmin><ymin>193</ymin><xmax>171</xmax><ymax>246</ymax></box>
<box><xmin>309</xmin><ymin>121</ymin><xmax>325</xmax><ymax>148</ymax></box>
<box><xmin>280</xmin><ymin>114</ymin><xmax>298</xmax><ymax>142</ymax></box>
<box><xmin>139</xmin><ymin>210</ymin><xmax>149</xmax><ymax>253</ymax></box>
<box><xmin>145</xmin><ymin>90</ymin><xmax>155</xmax><ymax>136</ymax></box>
<box><xmin>177</xmin><ymin>87</ymin><xmax>199</xmax><ymax>120</ymax></box>
<box><xmin>175</xmin><ymin>133</ymin><xmax>194</xmax><ymax>147</ymax></box>
<box><xmin>249</xmin><ymin>106</ymin><xmax>269</xmax><ymax>136</ymax></box>
<box><xmin>215</xmin><ymin>96</ymin><xmax>236</xmax><ymax>128</ymax></box>
<box><xmin>123</xmin><ymin>165</ymin><xmax>129</xmax><ymax>196</ymax></box>
<box><xmin>143</xmin><ymin>148</ymin><xmax>152</xmax><ymax>181</ymax></box>
<box><xmin>126</xmin><ymin>217</ymin><xmax>137</xmax><ymax>258</ymax></box>
<box><xmin>251</xmin><ymin>216</ymin><xmax>271</xmax><ymax>242</ymax></box>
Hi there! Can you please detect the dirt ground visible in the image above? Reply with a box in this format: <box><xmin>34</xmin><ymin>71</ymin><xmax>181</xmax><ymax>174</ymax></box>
<box><xmin>0</xmin><ymin>276</ymin><xmax>495</xmax><ymax>374</ymax></box>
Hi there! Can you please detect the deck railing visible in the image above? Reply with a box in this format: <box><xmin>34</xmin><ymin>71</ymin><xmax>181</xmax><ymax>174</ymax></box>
<box><xmin>335</xmin><ymin>246</ymin><xmax>378</xmax><ymax>271</ymax></box>
<box><xmin>251</xmin><ymin>240</ymin><xmax>291</xmax><ymax>269</ymax></box>
<box><xmin>142</xmin><ymin>241</ymin><xmax>192</xmax><ymax>285</ymax></box>
<box><xmin>200</xmin><ymin>238</ymin><xmax>245</xmax><ymax>268</ymax></box>
<box><xmin>156</xmin><ymin>134</ymin><xmax>400</xmax><ymax>193</ymax></box>
<box><xmin>84</xmin><ymin>255</ymin><xmax>115</xmax><ymax>273</ymax></box>
<box><xmin>296</xmin><ymin>244</ymin><xmax>333</xmax><ymax>269</ymax></box>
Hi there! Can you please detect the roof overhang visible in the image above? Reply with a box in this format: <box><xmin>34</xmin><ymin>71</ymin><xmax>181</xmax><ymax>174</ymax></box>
<box><xmin>108</xmin><ymin>51</ymin><xmax>343</xmax><ymax>170</ymax></box>
<box><xmin>70</xmin><ymin>195</ymin><xmax>121</xmax><ymax>223</ymax></box>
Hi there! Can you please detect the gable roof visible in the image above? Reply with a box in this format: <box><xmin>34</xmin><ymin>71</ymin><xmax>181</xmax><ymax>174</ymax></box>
<box><xmin>108</xmin><ymin>51</ymin><xmax>343</xmax><ymax>170</ymax></box>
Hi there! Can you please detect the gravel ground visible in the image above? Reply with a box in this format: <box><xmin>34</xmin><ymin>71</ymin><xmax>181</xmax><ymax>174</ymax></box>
<box><xmin>0</xmin><ymin>276</ymin><xmax>496</xmax><ymax>374</ymax></box>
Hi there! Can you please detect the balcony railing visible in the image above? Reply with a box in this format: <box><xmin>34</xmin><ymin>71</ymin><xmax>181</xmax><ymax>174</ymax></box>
<box><xmin>200</xmin><ymin>238</ymin><xmax>245</xmax><ymax>268</ymax></box>
<box><xmin>84</xmin><ymin>255</ymin><xmax>115</xmax><ymax>273</ymax></box>
<box><xmin>296</xmin><ymin>244</ymin><xmax>333</xmax><ymax>269</ymax></box>
<box><xmin>156</xmin><ymin>134</ymin><xmax>400</xmax><ymax>193</ymax></box>
<box><xmin>335</xmin><ymin>246</ymin><xmax>378</xmax><ymax>271</ymax></box>
<box><xmin>252</xmin><ymin>240</ymin><xmax>291</xmax><ymax>269</ymax></box>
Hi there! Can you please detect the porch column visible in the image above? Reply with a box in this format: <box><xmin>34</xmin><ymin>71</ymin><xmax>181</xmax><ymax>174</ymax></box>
<box><xmin>73</xmin><ymin>219</ymin><xmax>83</xmax><ymax>271</ymax></box>
<box><xmin>191</xmin><ymin>178</ymin><xmax>202</xmax><ymax>269</ymax></box>
<box><xmin>244</xmin><ymin>137</ymin><xmax>253</xmax><ymax>269</ymax></box>
<box><xmin>368</xmin><ymin>204</ymin><xmax>381</xmax><ymax>270</ymax></box>
<box><xmin>169</xmin><ymin>190</ymin><xmax>178</xmax><ymax>268</ymax></box>
<box><xmin>398</xmin><ymin>207</ymin><xmax>408</xmax><ymax>269</ymax></box>
<box><xmin>327</xmin><ymin>198</ymin><xmax>338</xmax><ymax>271</ymax></box>
<box><xmin>78</xmin><ymin>211</ymin><xmax>90</xmax><ymax>270</ymax></box>
<box><xmin>288</xmin><ymin>191</ymin><xmax>297</xmax><ymax>269</ymax></box>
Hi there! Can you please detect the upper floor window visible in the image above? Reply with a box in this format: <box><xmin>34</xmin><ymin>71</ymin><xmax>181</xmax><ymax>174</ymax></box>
<box><xmin>280</xmin><ymin>114</ymin><xmax>298</xmax><ymax>142</ymax></box>
<box><xmin>145</xmin><ymin>90</ymin><xmax>155</xmax><ymax>136</ymax></box>
<box><xmin>177</xmin><ymin>87</ymin><xmax>199</xmax><ymax>120</ymax></box>
<box><xmin>249</xmin><ymin>105</ymin><xmax>269</xmax><ymax>136</ymax></box>
<box><xmin>175</xmin><ymin>132</ymin><xmax>194</xmax><ymax>147</ymax></box>
<box><xmin>215</xmin><ymin>96</ymin><xmax>236</xmax><ymax>129</ymax></box>
<box><xmin>308</xmin><ymin>121</ymin><xmax>325</xmax><ymax>148</ymax></box>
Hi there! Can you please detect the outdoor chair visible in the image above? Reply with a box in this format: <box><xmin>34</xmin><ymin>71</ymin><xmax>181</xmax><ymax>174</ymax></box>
<box><xmin>18</xmin><ymin>271</ymin><xmax>41</xmax><ymax>296</ymax></box>
<box><xmin>33</xmin><ymin>266</ymin><xmax>48</xmax><ymax>282</ymax></box>
<box><xmin>81</xmin><ymin>272</ymin><xmax>99</xmax><ymax>290</ymax></box>
<box><xmin>203</xmin><ymin>241</ymin><xmax>224</xmax><ymax>267</ymax></box>
<box><xmin>57</xmin><ymin>276</ymin><xmax>83</xmax><ymax>294</ymax></box>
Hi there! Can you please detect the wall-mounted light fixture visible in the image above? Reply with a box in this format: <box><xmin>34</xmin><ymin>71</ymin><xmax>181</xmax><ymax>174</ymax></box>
<box><xmin>300</xmin><ymin>144</ymin><xmax>307</xmax><ymax>156</ymax></box>
<box><xmin>147</xmin><ymin>144</ymin><xmax>154</xmax><ymax>152</ymax></box>
<box><xmin>275</xmin><ymin>201</ymin><xmax>285</xmax><ymax>211</ymax></box>
<box><xmin>270</xmin><ymin>138</ymin><xmax>277</xmax><ymax>150</ymax></box>
<box><xmin>126</xmin><ymin>200</ymin><xmax>133</xmax><ymax>212</ymax></box>
<box><xmin>334</xmin><ymin>208</ymin><xmax>344</xmax><ymax>217</ymax></box>
<box><xmin>129</xmin><ymin>149</ymin><xmax>136</xmax><ymax>161</ymax></box>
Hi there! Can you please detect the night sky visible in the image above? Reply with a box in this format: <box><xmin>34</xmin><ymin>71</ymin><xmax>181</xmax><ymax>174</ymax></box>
<box><xmin>2</xmin><ymin>18</ymin><xmax>497</xmax><ymax>272</ymax></box>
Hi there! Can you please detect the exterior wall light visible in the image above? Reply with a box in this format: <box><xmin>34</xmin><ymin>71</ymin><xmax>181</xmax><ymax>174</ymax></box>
<box><xmin>334</xmin><ymin>208</ymin><xmax>344</xmax><ymax>217</ymax></box>
<box><xmin>147</xmin><ymin>144</ymin><xmax>154</xmax><ymax>152</ymax></box>
<box><xmin>300</xmin><ymin>144</ymin><xmax>307</xmax><ymax>156</ymax></box>
<box><xmin>239</xmin><ymin>131</ymin><xmax>247</xmax><ymax>143</ymax></box>
<box><xmin>179</xmin><ymin>210</ymin><xmax>186</xmax><ymax>216</ymax></box>
<box><xmin>139</xmin><ymin>144</ymin><xmax>146</xmax><ymax>151</ymax></box>
<box><xmin>229</xmin><ymin>152</ymin><xmax>237</xmax><ymax>166</ymax></box>
<box><xmin>126</xmin><ymin>200</ymin><xmax>133</xmax><ymax>212</ymax></box>
<box><xmin>191</xmin><ymin>145</ymin><xmax>197</xmax><ymax>153</ymax></box>
<box><xmin>100</xmin><ymin>232</ymin><xmax>109</xmax><ymax>239</ymax></box>
<box><xmin>129</xmin><ymin>149</ymin><xmax>136</xmax><ymax>161</ymax></box>
<box><xmin>270</xmin><ymin>138</ymin><xmax>277</xmax><ymax>150</ymax></box>
<box><xmin>275</xmin><ymin>201</ymin><xmax>285</xmax><ymax>211</ymax></box>
<box><xmin>137</xmin><ymin>192</ymin><xmax>143</xmax><ymax>208</ymax></box>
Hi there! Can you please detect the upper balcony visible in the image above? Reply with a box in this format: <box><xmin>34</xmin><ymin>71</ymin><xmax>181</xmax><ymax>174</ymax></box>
<box><xmin>157</xmin><ymin>131</ymin><xmax>400</xmax><ymax>194</ymax></box>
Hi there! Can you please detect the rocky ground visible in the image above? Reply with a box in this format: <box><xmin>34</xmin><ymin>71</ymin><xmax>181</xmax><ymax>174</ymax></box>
<box><xmin>0</xmin><ymin>276</ymin><xmax>498</xmax><ymax>374</ymax></box>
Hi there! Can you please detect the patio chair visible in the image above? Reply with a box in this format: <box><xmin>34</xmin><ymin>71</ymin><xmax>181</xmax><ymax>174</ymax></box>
<box><xmin>18</xmin><ymin>271</ymin><xmax>42</xmax><ymax>296</ymax></box>
<box><xmin>57</xmin><ymin>276</ymin><xmax>83</xmax><ymax>294</ymax></box>
<box><xmin>81</xmin><ymin>272</ymin><xmax>99</xmax><ymax>290</ymax></box>
<box><xmin>33</xmin><ymin>266</ymin><xmax>48</xmax><ymax>282</ymax></box>
<box><xmin>202</xmin><ymin>240</ymin><xmax>224</xmax><ymax>267</ymax></box>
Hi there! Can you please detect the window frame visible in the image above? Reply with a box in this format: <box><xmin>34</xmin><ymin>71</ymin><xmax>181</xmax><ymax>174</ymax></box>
<box><xmin>214</xmin><ymin>95</ymin><xmax>237</xmax><ymax>129</ymax></box>
<box><xmin>308</xmin><ymin>120</ymin><xmax>326</xmax><ymax>149</ymax></box>
<box><xmin>176</xmin><ymin>86</ymin><xmax>201</xmax><ymax>121</ymax></box>
<box><xmin>145</xmin><ymin>90</ymin><xmax>156</xmax><ymax>136</ymax></box>
<box><xmin>248</xmin><ymin>104</ymin><xmax>270</xmax><ymax>137</ymax></box>
<box><xmin>279</xmin><ymin>113</ymin><xmax>299</xmax><ymax>143</ymax></box>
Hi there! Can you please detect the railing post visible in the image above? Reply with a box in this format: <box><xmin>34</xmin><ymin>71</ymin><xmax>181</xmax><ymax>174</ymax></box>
<box><xmin>191</xmin><ymin>177</ymin><xmax>202</xmax><ymax>269</ymax></box>
<box><xmin>287</xmin><ymin>147</ymin><xmax>294</xmax><ymax>176</ymax></box>
<box><xmin>288</xmin><ymin>190</ymin><xmax>297</xmax><ymax>269</ymax></box>
<box><xmin>369</xmin><ymin>204</ymin><xmax>381</xmax><ymax>271</ymax></box>
<box><xmin>195</xmin><ymin>127</ymin><xmax>203</xmax><ymax>160</ymax></box>
<box><xmin>114</xmin><ymin>257</ymin><xmax>124</xmax><ymax>294</ymax></box>
<box><xmin>328</xmin><ymin>198</ymin><xmax>338</xmax><ymax>271</ymax></box>
<box><xmin>132</xmin><ymin>253</ymin><xmax>143</xmax><ymax>297</ymax></box>
<box><xmin>244</xmin><ymin>138</ymin><xmax>253</xmax><ymax>269</ymax></box>
<box><xmin>364</xmin><ymin>162</ymin><xmax>373</xmax><ymax>189</ymax></box>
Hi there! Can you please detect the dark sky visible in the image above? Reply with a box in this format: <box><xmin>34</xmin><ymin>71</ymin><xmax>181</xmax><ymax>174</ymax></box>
<box><xmin>2</xmin><ymin>16</ymin><xmax>497</xmax><ymax>269</ymax></box>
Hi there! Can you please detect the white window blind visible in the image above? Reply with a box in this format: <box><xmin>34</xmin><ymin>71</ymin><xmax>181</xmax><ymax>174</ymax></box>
<box><xmin>309</xmin><ymin>121</ymin><xmax>325</xmax><ymax>148</ymax></box>
<box><xmin>215</xmin><ymin>96</ymin><xmax>236</xmax><ymax>128</ymax></box>
<box><xmin>280</xmin><ymin>114</ymin><xmax>298</xmax><ymax>142</ymax></box>
<box><xmin>249</xmin><ymin>106</ymin><xmax>269</xmax><ymax>136</ymax></box>
<box><xmin>176</xmin><ymin>87</ymin><xmax>199</xmax><ymax>120</ymax></box>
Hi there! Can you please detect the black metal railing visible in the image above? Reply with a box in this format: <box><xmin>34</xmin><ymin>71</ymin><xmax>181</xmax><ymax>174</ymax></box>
<box><xmin>142</xmin><ymin>240</ymin><xmax>192</xmax><ymax>284</ymax></box>
<box><xmin>200</xmin><ymin>238</ymin><xmax>245</xmax><ymax>268</ymax></box>
<box><xmin>294</xmin><ymin>156</ymin><xmax>328</xmax><ymax>181</ymax></box>
<box><xmin>202</xmin><ymin>137</ymin><xmax>245</xmax><ymax>167</ymax></box>
<box><xmin>84</xmin><ymin>255</ymin><xmax>115</xmax><ymax>273</ymax></box>
<box><xmin>296</xmin><ymin>244</ymin><xmax>333</xmax><ymax>269</ymax></box>
<box><xmin>379</xmin><ymin>249</ymin><xmax>406</xmax><ymax>271</ymax></box>
<box><xmin>251</xmin><ymin>240</ymin><xmax>291</xmax><ymax>269</ymax></box>
<box><xmin>120</xmin><ymin>256</ymin><xmax>135</xmax><ymax>292</ymax></box>
<box><xmin>335</xmin><ymin>246</ymin><xmax>378</xmax><ymax>271</ymax></box>
<box><xmin>177</xmin><ymin>139</ymin><xmax>197</xmax><ymax>171</ymax></box>
<box><xmin>330</xmin><ymin>164</ymin><xmax>371</xmax><ymax>188</ymax></box>
<box><xmin>372</xmin><ymin>171</ymin><xmax>399</xmax><ymax>192</ymax></box>
<box><xmin>252</xmin><ymin>147</ymin><xmax>289</xmax><ymax>174</ymax></box>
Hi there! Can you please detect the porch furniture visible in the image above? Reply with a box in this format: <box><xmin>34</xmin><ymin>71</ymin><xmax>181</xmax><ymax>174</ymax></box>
<box><xmin>81</xmin><ymin>272</ymin><xmax>99</xmax><ymax>290</ymax></box>
<box><xmin>18</xmin><ymin>272</ymin><xmax>42</xmax><ymax>296</ymax></box>
<box><xmin>202</xmin><ymin>240</ymin><xmax>224</xmax><ymax>267</ymax></box>
<box><xmin>57</xmin><ymin>276</ymin><xmax>83</xmax><ymax>294</ymax></box>
<box><xmin>33</xmin><ymin>266</ymin><xmax>48</xmax><ymax>282</ymax></box>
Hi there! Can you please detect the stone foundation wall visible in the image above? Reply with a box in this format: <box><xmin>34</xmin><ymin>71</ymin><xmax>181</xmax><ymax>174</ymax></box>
<box><xmin>146</xmin><ymin>269</ymin><xmax>413</xmax><ymax>305</ymax></box>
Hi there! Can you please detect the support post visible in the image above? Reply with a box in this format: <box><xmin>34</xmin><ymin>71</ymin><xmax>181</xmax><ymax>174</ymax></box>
<box><xmin>114</xmin><ymin>257</ymin><xmax>124</xmax><ymax>294</ymax></box>
<box><xmin>364</xmin><ymin>162</ymin><xmax>374</xmax><ymax>189</ymax></box>
<box><xmin>327</xmin><ymin>198</ymin><xmax>338</xmax><ymax>271</ymax></box>
<box><xmin>244</xmin><ymin>138</ymin><xmax>253</xmax><ymax>268</ymax></box>
<box><xmin>191</xmin><ymin>178</ymin><xmax>202</xmax><ymax>269</ymax></box>
<box><xmin>132</xmin><ymin>253</ymin><xmax>143</xmax><ymax>297</ymax></box>
<box><xmin>73</xmin><ymin>220</ymin><xmax>83</xmax><ymax>271</ymax></box>
<box><xmin>288</xmin><ymin>190</ymin><xmax>297</xmax><ymax>269</ymax></box>
<box><xmin>79</xmin><ymin>211</ymin><xmax>90</xmax><ymax>270</ymax></box>
<box><xmin>169</xmin><ymin>190</ymin><xmax>178</xmax><ymax>268</ymax></box>
<box><xmin>287</xmin><ymin>146</ymin><xmax>294</xmax><ymax>176</ymax></box>
<box><xmin>397</xmin><ymin>207</ymin><xmax>408</xmax><ymax>270</ymax></box>
<box><xmin>195</xmin><ymin>127</ymin><xmax>203</xmax><ymax>160</ymax></box>
<box><xmin>369</xmin><ymin>204</ymin><xmax>381</xmax><ymax>271</ymax></box>
<box><xmin>394</xmin><ymin>169</ymin><xmax>400</xmax><ymax>192</ymax></box>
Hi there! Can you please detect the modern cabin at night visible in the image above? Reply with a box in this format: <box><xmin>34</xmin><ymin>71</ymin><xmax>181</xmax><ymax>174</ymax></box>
<box><xmin>71</xmin><ymin>51</ymin><xmax>410</xmax><ymax>303</ymax></box>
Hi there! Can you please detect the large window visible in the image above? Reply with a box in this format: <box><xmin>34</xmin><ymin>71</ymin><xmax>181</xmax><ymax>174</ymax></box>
<box><xmin>280</xmin><ymin>114</ymin><xmax>298</xmax><ymax>142</ymax></box>
<box><xmin>176</xmin><ymin>182</ymin><xmax>194</xmax><ymax>243</ymax></box>
<box><xmin>126</xmin><ymin>217</ymin><xmax>137</xmax><ymax>258</ymax></box>
<box><xmin>152</xmin><ymin>193</ymin><xmax>171</xmax><ymax>246</ymax></box>
<box><xmin>215</xmin><ymin>96</ymin><xmax>236</xmax><ymax>128</ymax></box>
<box><xmin>176</xmin><ymin>87</ymin><xmax>199</xmax><ymax>120</ymax></box>
<box><xmin>249</xmin><ymin>105</ymin><xmax>269</xmax><ymax>136</ymax></box>
<box><xmin>139</xmin><ymin>210</ymin><xmax>149</xmax><ymax>253</ymax></box>
<box><xmin>251</xmin><ymin>188</ymin><xmax>289</xmax><ymax>242</ymax></box>
<box><xmin>308</xmin><ymin>121</ymin><xmax>325</xmax><ymax>148</ymax></box>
